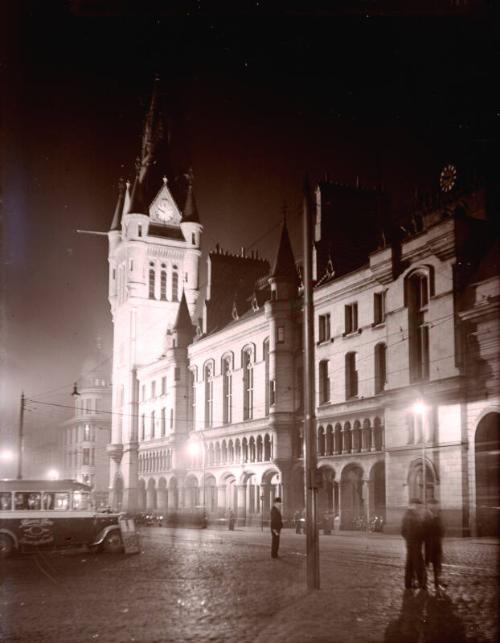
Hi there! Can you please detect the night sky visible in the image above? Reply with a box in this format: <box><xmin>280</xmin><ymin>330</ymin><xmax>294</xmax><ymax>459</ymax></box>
<box><xmin>1</xmin><ymin>1</ymin><xmax>497</xmax><ymax>462</ymax></box>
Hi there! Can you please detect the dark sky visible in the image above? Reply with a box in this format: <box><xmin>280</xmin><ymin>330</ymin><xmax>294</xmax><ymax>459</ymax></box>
<box><xmin>1</xmin><ymin>1</ymin><xmax>497</xmax><ymax>458</ymax></box>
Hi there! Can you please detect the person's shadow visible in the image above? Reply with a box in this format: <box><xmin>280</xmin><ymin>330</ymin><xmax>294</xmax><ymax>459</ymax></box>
<box><xmin>384</xmin><ymin>589</ymin><xmax>467</xmax><ymax>643</ymax></box>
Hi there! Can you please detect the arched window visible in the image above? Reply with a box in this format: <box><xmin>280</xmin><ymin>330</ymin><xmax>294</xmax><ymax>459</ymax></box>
<box><xmin>318</xmin><ymin>426</ymin><xmax>326</xmax><ymax>456</ymax></box>
<box><xmin>228</xmin><ymin>440</ymin><xmax>234</xmax><ymax>463</ymax></box>
<box><xmin>172</xmin><ymin>269</ymin><xmax>179</xmax><ymax>302</ymax></box>
<box><xmin>235</xmin><ymin>439</ymin><xmax>241</xmax><ymax>463</ymax></box>
<box><xmin>264</xmin><ymin>434</ymin><xmax>272</xmax><ymax>461</ymax></box>
<box><xmin>374</xmin><ymin>343</ymin><xmax>387</xmax><ymax>393</ymax></box>
<box><xmin>408</xmin><ymin>460</ymin><xmax>435</xmax><ymax>504</ymax></box>
<box><xmin>204</xmin><ymin>362</ymin><xmax>214</xmax><ymax>428</ymax></box>
<box><xmin>221</xmin><ymin>440</ymin><xmax>227</xmax><ymax>464</ymax></box>
<box><xmin>222</xmin><ymin>355</ymin><xmax>232</xmax><ymax>425</ymax></box>
<box><xmin>242</xmin><ymin>438</ymin><xmax>248</xmax><ymax>463</ymax></box>
<box><xmin>326</xmin><ymin>425</ymin><xmax>334</xmax><ymax>455</ymax></box>
<box><xmin>160</xmin><ymin>269</ymin><xmax>167</xmax><ymax>300</ymax></box>
<box><xmin>334</xmin><ymin>423</ymin><xmax>342</xmax><ymax>454</ymax></box>
<box><xmin>345</xmin><ymin>352</ymin><xmax>358</xmax><ymax>399</ymax></box>
<box><xmin>242</xmin><ymin>348</ymin><xmax>254</xmax><ymax>420</ymax></box>
<box><xmin>249</xmin><ymin>437</ymin><xmax>256</xmax><ymax>462</ymax></box>
<box><xmin>149</xmin><ymin>263</ymin><xmax>156</xmax><ymax>299</ymax></box>
<box><xmin>256</xmin><ymin>435</ymin><xmax>263</xmax><ymax>462</ymax></box>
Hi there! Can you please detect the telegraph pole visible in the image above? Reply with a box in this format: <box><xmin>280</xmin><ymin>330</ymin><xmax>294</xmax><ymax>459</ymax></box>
<box><xmin>302</xmin><ymin>178</ymin><xmax>320</xmax><ymax>589</ymax></box>
<box><xmin>17</xmin><ymin>393</ymin><xmax>25</xmax><ymax>480</ymax></box>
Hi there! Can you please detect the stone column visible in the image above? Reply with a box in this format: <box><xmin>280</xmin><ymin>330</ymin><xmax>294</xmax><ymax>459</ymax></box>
<box><xmin>370</xmin><ymin>426</ymin><xmax>376</xmax><ymax>452</ymax></box>
<box><xmin>217</xmin><ymin>484</ymin><xmax>227</xmax><ymax>513</ymax></box>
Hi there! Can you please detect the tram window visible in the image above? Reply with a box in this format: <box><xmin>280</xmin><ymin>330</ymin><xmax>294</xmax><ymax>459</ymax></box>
<box><xmin>42</xmin><ymin>493</ymin><xmax>54</xmax><ymax>509</ymax></box>
<box><xmin>72</xmin><ymin>491</ymin><xmax>91</xmax><ymax>510</ymax></box>
<box><xmin>0</xmin><ymin>492</ymin><xmax>11</xmax><ymax>510</ymax></box>
<box><xmin>14</xmin><ymin>492</ymin><xmax>41</xmax><ymax>510</ymax></box>
<box><xmin>54</xmin><ymin>492</ymin><xmax>69</xmax><ymax>510</ymax></box>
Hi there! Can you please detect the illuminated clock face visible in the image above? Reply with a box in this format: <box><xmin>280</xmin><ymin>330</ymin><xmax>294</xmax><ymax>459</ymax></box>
<box><xmin>439</xmin><ymin>164</ymin><xmax>457</xmax><ymax>193</ymax></box>
<box><xmin>156</xmin><ymin>198</ymin><xmax>174</xmax><ymax>221</ymax></box>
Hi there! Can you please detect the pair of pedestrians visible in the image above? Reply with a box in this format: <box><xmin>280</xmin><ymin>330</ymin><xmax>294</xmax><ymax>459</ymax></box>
<box><xmin>402</xmin><ymin>498</ymin><xmax>444</xmax><ymax>591</ymax></box>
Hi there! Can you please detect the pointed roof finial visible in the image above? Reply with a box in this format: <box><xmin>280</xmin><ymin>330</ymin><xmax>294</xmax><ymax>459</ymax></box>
<box><xmin>182</xmin><ymin>167</ymin><xmax>200</xmax><ymax>223</ymax></box>
<box><xmin>109</xmin><ymin>177</ymin><xmax>126</xmax><ymax>231</ymax></box>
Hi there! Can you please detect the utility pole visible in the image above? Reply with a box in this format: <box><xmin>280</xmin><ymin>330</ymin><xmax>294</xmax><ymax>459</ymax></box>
<box><xmin>302</xmin><ymin>178</ymin><xmax>320</xmax><ymax>590</ymax></box>
<box><xmin>17</xmin><ymin>393</ymin><xmax>25</xmax><ymax>480</ymax></box>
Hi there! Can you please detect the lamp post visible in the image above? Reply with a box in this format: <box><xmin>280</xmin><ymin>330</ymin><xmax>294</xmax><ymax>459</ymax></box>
<box><xmin>412</xmin><ymin>401</ymin><xmax>427</xmax><ymax>506</ymax></box>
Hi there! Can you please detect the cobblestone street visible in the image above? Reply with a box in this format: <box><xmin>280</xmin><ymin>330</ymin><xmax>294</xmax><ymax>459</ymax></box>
<box><xmin>0</xmin><ymin>527</ymin><xmax>497</xmax><ymax>642</ymax></box>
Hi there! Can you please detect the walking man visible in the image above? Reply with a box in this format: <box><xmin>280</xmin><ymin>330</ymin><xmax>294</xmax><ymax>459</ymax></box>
<box><xmin>270</xmin><ymin>497</ymin><xmax>283</xmax><ymax>559</ymax></box>
<box><xmin>401</xmin><ymin>498</ymin><xmax>426</xmax><ymax>590</ymax></box>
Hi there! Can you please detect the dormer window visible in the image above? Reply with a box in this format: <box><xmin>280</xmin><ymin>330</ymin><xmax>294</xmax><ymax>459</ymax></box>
<box><xmin>138</xmin><ymin>225</ymin><xmax>142</xmax><ymax>237</ymax></box>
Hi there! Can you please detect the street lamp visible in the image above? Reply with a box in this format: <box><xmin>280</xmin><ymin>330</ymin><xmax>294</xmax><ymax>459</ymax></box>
<box><xmin>188</xmin><ymin>437</ymin><xmax>205</xmax><ymax>510</ymax></box>
<box><xmin>47</xmin><ymin>469</ymin><xmax>60</xmax><ymax>480</ymax></box>
<box><xmin>412</xmin><ymin>400</ymin><xmax>428</xmax><ymax>506</ymax></box>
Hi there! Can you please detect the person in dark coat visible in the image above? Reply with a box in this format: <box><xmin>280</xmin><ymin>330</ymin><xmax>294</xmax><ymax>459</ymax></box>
<box><xmin>270</xmin><ymin>497</ymin><xmax>283</xmax><ymax>558</ymax></box>
<box><xmin>401</xmin><ymin>498</ymin><xmax>426</xmax><ymax>589</ymax></box>
<box><xmin>424</xmin><ymin>499</ymin><xmax>445</xmax><ymax>591</ymax></box>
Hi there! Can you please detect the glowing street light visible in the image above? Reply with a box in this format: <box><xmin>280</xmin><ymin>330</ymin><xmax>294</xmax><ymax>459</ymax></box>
<box><xmin>412</xmin><ymin>400</ymin><xmax>428</xmax><ymax>505</ymax></box>
<box><xmin>47</xmin><ymin>469</ymin><xmax>60</xmax><ymax>480</ymax></box>
<box><xmin>187</xmin><ymin>438</ymin><xmax>205</xmax><ymax>510</ymax></box>
<box><xmin>0</xmin><ymin>449</ymin><xmax>15</xmax><ymax>462</ymax></box>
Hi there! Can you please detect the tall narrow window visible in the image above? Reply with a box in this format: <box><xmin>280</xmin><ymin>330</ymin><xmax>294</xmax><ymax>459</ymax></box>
<box><xmin>277</xmin><ymin>326</ymin><xmax>285</xmax><ymax>343</ymax></box>
<box><xmin>161</xmin><ymin>408</ymin><xmax>166</xmax><ymax>436</ymax></box>
<box><xmin>204</xmin><ymin>363</ymin><xmax>214</xmax><ymax>428</ymax></box>
<box><xmin>374</xmin><ymin>292</ymin><xmax>386</xmax><ymax>325</ymax></box>
<box><xmin>263</xmin><ymin>339</ymin><xmax>270</xmax><ymax>415</ymax></box>
<box><xmin>190</xmin><ymin>369</ymin><xmax>196</xmax><ymax>428</ymax></box>
<box><xmin>160</xmin><ymin>269</ymin><xmax>167</xmax><ymax>300</ymax></box>
<box><xmin>172</xmin><ymin>270</ymin><xmax>179</xmax><ymax>302</ymax></box>
<box><xmin>319</xmin><ymin>360</ymin><xmax>330</xmax><ymax>404</ymax></box>
<box><xmin>170</xmin><ymin>409</ymin><xmax>174</xmax><ymax>429</ymax></box>
<box><xmin>243</xmin><ymin>349</ymin><xmax>254</xmax><ymax>420</ymax></box>
<box><xmin>151</xmin><ymin>380</ymin><xmax>156</xmax><ymax>398</ymax></box>
<box><xmin>344</xmin><ymin>303</ymin><xmax>358</xmax><ymax>334</ymax></box>
<box><xmin>318</xmin><ymin>313</ymin><xmax>331</xmax><ymax>342</ymax></box>
<box><xmin>407</xmin><ymin>272</ymin><xmax>430</xmax><ymax>382</ymax></box>
<box><xmin>83</xmin><ymin>449</ymin><xmax>90</xmax><ymax>466</ymax></box>
<box><xmin>222</xmin><ymin>357</ymin><xmax>232</xmax><ymax>425</ymax></box>
<box><xmin>141</xmin><ymin>415</ymin><xmax>145</xmax><ymax>441</ymax></box>
<box><xmin>149</xmin><ymin>264</ymin><xmax>155</xmax><ymax>299</ymax></box>
<box><xmin>151</xmin><ymin>410</ymin><xmax>156</xmax><ymax>438</ymax></box>
<box><xmin>161</xmin><ymin>376</ymin><xmax>167</xmax><ymax>395</ymax></box>
<box><xmin>345</xmin><ymin>352</ymin><xmax>358</xmax><ymax>399</ymax></box>
<box><xmin>374</xmin><ymin>343</ymin><xmax>387</xmax><ymax>393</ymax></box>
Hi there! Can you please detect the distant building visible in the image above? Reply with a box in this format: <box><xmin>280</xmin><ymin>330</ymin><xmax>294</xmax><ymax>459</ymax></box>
<box><xmin>61</xmin><ymin>342</ymin><xmax>111</xmax><ymax>507</ymax></box>
<box><xmin>105</xmin><ymin>83</ymin><xmax>499</xmax><ymax>536</ymax></box>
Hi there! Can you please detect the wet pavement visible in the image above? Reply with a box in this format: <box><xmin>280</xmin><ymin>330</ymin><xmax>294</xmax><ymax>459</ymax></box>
<box><xmin>0</xmin><ymin>526</ymin><xmax>497</xmax><ymax>642</ymax></box>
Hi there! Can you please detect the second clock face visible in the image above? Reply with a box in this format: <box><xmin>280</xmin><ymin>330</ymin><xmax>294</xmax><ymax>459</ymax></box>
<box><xmin>440</xmin><ymin>164</ymin><xmax>457</xmax><ymax>193</ymax></box>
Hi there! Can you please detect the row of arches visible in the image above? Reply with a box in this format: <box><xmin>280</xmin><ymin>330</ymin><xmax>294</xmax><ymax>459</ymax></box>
<box><xmin>317</xmin><ymin>418</ymin><xmax>383</xmax><ymax>456</ymax></box>
<box><xmin>138</xmin><ymin>449</ymin><xmax>173</xmax><ymax>474</ymax></box>
<box><xmin>191</xmin><ymin>434</ymin><xmax>273</xmax><ymax>468</ymax></box>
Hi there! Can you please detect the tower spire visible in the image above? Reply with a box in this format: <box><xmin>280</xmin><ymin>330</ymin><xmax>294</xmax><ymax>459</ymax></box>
<box><xmin>109</xmin><ymin>178</ymin><xmax>125</xmax><ymax>231</ymax></box>
<box><xmin>182</xmin><ymin>168</ymin><xmax>200</xmax><ymax>223</ymax></box>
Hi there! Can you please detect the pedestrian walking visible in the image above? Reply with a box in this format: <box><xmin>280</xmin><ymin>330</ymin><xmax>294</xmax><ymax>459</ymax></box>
<box><xmin>401</xmin><ymin>498</ymin><xmax>426</xmax><ymax>590</ymax></box>
<box><xmin>424</xmin><ymin>499</ymin><xmax>445</xmax><ymax>592</ymax></box>
<box><xmin>270</xmin><ymin>497</ymin><xmax>283</xmax><ymax>558</ymax></box>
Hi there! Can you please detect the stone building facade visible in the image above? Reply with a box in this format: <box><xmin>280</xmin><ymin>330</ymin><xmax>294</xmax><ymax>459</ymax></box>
<box><xmin>61</xmin><ymin>343</ymin><xmax>112</xmax><ymax>507</ymax></box>
<box><xmin>105</xmin><ymin>84</ymin><xmax>499</xmax><ymax>535</ymax></box>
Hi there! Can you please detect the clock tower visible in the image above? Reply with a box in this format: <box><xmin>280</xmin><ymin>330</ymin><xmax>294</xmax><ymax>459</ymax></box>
<box><xmin>106</xmin><ymin>81</ymin><xmax>202</xmax><ymax>510</ymax></box>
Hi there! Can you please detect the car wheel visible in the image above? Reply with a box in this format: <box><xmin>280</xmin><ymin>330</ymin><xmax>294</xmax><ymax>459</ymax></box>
<box><xmin>102</xmin><ymin>531</ymin><xmax>123</xmax><ymax>554</ymax></box>
<box><xmin>0</xmin><ymin>534</ymin><xmax>14</xmax><ymax>559</ymax></box>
